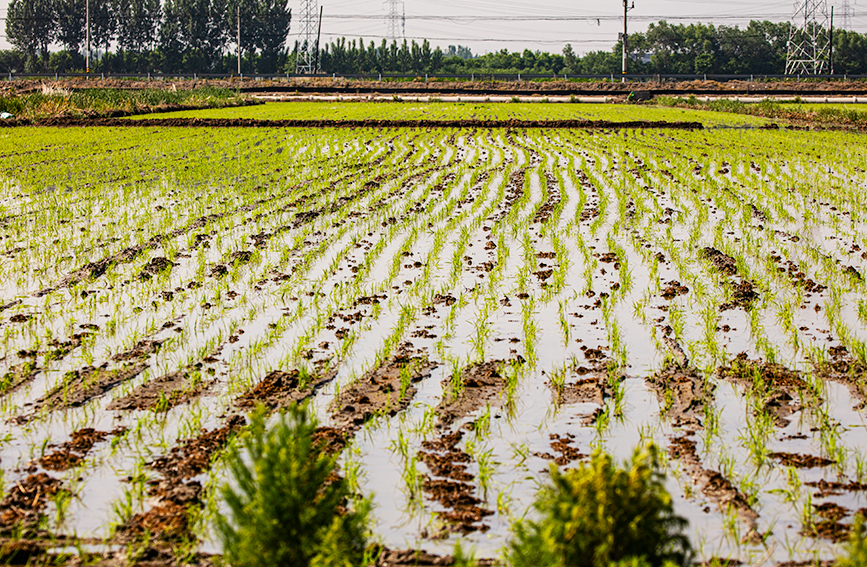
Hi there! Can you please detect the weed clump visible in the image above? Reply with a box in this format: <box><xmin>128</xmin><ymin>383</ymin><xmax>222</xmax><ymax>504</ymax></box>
<box><xmin>216</xmin><ymin>404</ymin><xmax>369</xmax><ymax>567</ymax></box>
<box><xmin>507</xmin><ymin>444</ymin><xmax>690</xmax><ymax>567</ymax></box>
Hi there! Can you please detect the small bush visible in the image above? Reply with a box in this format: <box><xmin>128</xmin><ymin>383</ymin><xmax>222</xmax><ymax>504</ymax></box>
<box><xmin>216</xmin><ymin>404</ymin><xmax>370</xmax><ymax>567</ymax></box>
<box><xmin>506</xmin><ymin>444</ymin><xmax>691</xmax><ymax>567</ymax></box>
<box><xmin>838</xmin><ymin>515</ymin><xmax>867</xmax><ymax>567</ymax></box>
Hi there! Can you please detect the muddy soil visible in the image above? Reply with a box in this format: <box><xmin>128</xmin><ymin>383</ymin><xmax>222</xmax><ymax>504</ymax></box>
<box><xmin>415</xmin><ymin>359</ymin><xmax>521</xmax><ymax>535</ymax></box>
<box><xmin>117</xmin><ymin>415</ymin><xmax>246</xmax><ymax>541</ymax></box>
<box><xmin>814</xmin><ymin>345</ymin><xmax>867</xmax><ymax>408</ymax></box>
<box><xmin>108</xmin><ymin>367</ymin><xmax>213</xmax><ymax>412</ymax></box>
<box><xmin>0</xmin><ymin>472</ymin><xmax>66</xmax><ymax>533</ymax></box>
<box><xmin>4</xmin><ymin>117</ymin><xmax>705</xmax><ymax>130</ymax></box>
<box><xmin>699</xmin><ymin>247</ymin><xmax>760</xmax><ymax>311</ymax></box>
<box><xmin>669</xmin><ymin>437</ymin><xmax>763</xmax><ymax>544</ymax></box>
<box><xmin>533</xmin><ymin>433</ymin><xmax>588</xmax><ymax>466</ymax></box>
<box><xmin>235</xmin><ymin>361</ymin><xmax>337</xmax><ymax>411</ymax></box>
<box><xmin>646</xmin><ymin>360</ymin><xmax>711</xmax><ymax>431</ymax></box>
<box><xmin>718</xmin><ymin>354</ymin><xmax>806</xmax><ymax>427</ymax></box>
<box><xmin>549</xmin><ymin>349</ymin><xmax>616</xmax><ymax>426</ymax></box>
<box><xmin>331</xmin><ymin>343</ymin><xmax>438</xmax><ymax>430</ymax></box>
<box><xmin>38</xmin><ymin>427</ymin><xmax>124</xmax><ymax>471</ymax></box>
<box><xmin>532</xmin><ymin>172</ymin><xmax>561</xmax><ymax>225</ymax></box>
<box><xmin>420</xmin><ymin>427</ymin><xmax>494</xmax><ymax>536</ymax></box>
<box><xmin>437</xmin><ymin>360</ymin><xmax>516</xmax><ymax>426</ymax></box>
<box><xmin>30</xmin><ymin>362</ymin><xmax>148</xmax><ymax>413</ymax></box>
<box><xmin>768</xmin><ymin>452</ymin><xmax>836</xmax><ymax>468</ymax></box>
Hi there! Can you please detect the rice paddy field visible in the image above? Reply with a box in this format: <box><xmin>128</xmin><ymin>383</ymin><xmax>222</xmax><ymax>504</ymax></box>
<box><xmin>2</xmin><ymin>101</ymin><xmax>867</xmax><ymax>565</ymax></box>
<box><xmin>127</xmin><ymin>101</ymin><xmax>773</xmax><ymax>127</ymax></box>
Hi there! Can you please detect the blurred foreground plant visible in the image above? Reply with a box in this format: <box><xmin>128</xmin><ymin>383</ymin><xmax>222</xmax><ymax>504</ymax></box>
<box><xmin>838</xmin><ymin>515</ymin><xmax>867</xmax><ymax>567</ymax></box>
<box><xmin>507</xmin><ymin>444</ymin><xmax>691</xmax><ymax>567</ymax></box>
<box><xmin>216</xmin><ymin>403</ymin><xmax>370</xmax><ymax>567</ymax></box>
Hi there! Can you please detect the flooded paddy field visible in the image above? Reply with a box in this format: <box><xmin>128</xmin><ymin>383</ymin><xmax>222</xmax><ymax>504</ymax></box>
<box><xmin>1</xmin><ymin>112</ymin><xmax>867</xmax><ymax>565</ymax></box>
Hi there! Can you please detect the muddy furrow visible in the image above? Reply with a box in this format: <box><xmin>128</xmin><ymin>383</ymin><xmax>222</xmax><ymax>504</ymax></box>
<box><xmin>646</xmin><ymin>341</ymin><xmax>763</xmax><ymax>544</ymax></box>
<box><xmin>8</xmin><ymin>117</ymin><xmax>705</xmax><ymax>130</ymax></box>
<box><xmin>417</xmin><ymin>359</ymin><xmax>520</xmax><ymax>535</ymax></box>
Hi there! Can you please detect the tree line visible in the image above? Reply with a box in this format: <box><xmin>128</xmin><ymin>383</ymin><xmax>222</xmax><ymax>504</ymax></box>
<box><xmin>4</xmin><ymin>0</ymin><xmax>291</xmax><ymax>72</ymax></box>
<box><xmin>4</xmin><ymin>7</ymin><xmax>867</xmax><ymax>76</ymax></box>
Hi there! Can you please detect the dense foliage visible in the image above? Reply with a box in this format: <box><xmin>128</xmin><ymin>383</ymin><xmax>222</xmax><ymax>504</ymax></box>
<box><xmin>4</xmin><ymin>13</ymin><xmax>867</xmax><ymax>75</ymax></box>
<box><xmin>216</xmin><ymin>404</ymin><xmax>370</xmax><ymax>567</ymax></box>
<box><xmin>0</xmin><ymin>86</ymin><xmax>244</xmax><ymax>119</ymax></box>
<box><xmin>838</xmin><ymin>516</ymin><xmax>867</xmax><ymax>567</ymax></box>
<box><xmin>507</xmin><ymin>445</ymin><xmax>691</xmax><ymax>567</ymax></box>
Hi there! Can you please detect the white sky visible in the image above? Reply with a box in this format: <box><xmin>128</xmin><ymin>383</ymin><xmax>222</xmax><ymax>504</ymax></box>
<box><xmin>1</xmin><ymin>0</ymin><xmax>866</xmax><ymax>56</ymax></box>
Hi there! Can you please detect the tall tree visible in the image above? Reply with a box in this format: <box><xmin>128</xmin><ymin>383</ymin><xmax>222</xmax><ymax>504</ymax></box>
<box><xmin>158</xmin><ymin>0</ymin><xmax>183</xmax><ymax>70</ymax></box>
<box><xmin>89</xmin><ymin>0</ymin><xmax>115</xmax><ymax>54</ymax></box>
<box><xmin>174</xmin><ymin>0</ymin><xmax>228</xmax><ymax>70</ymax></box>
<box><xmin>5</xmin><ymin>0</ymin><xmax>55</xmax><ymax>55</ymax></box>
<box><xmin>114</xmin><ymin>0</ymin><xmax>161</xmax><ymax>52</ymax></box>
<box><xmin>54</xmin><ymin>0</ymin><xmax>85</xmax><ymax>52</ymax></box>
<box><xmin>253</xmin><ymin>0</ymin><xmax>290</xmax><ymax>71</ymax></box>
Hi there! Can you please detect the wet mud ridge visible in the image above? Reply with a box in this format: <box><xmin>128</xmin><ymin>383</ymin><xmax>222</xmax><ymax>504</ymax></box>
<box><xmin>718</xmin><ymin>353</ymin><xmax>806</xmax><ymax>427</ymax></box>
<box><xmin>37</xmin><ymin>427</ymin><xmax>125</xmax><ymax>471</ymax></box>
<box><xmin>331</xmin><ymin>343</ymin><xmax>438</xmax><ymax>431</ymax></box>
<box><xmin>116</xmin><ymin>414</ymin><xmax>246</xmax><ymax>543</ymax></box>
<box><xmin>646</xmin><ymin>343</ymin><xmax>763</xmax><ymax>544</ymax></box>
<box><xmin>109</xmin><ymin>341</ymin><xmax>236</xmax><ymax>413</ymax></box>
<box><xmin>699</xmin><ymin>247</ymin><xmax>759</xmax><ymax>311</ymax></box>
<box><xmin>814</xmin><ymin>345</ymin><xmax>867</xmax><ymax>408</ymax></box>
<box><xmin>669</xmin><ymin>437</ymin><xmax>763</xmax><ymax>544</ymax></box>
<box><xmin>13</xmin><ymin>338</ymin><xmax>164</xmax><ymax>421</ymax></box>
<box><xmin>236</xmin><ymin>361</ymin><xmax>338</xmax><ymax>411</ymax></box>
<box><xmin>417</xmin><ymin>359</ymin><xmax>519</xmax><ymax>536</ymax></box>
<box><xmin>548</xmin><ymin>349</ymin><xmax>618</xmax><ymax>429</ymax></box>
<box><xmin>646</xmin><ymin>359</ymin><xmax>711</xmax><ymax>431</ymax></box>
<box><xmin>9</xmin><ymin>117</ymin><xmax>705</xmax><ymax>130</ymax></box>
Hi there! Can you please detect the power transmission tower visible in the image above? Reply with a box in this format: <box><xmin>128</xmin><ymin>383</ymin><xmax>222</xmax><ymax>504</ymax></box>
<box><xmin>295</xmin><ymin>0</ymin><xmax>320</xmax><ymax>74</ymax></box>
<box><xmin>786</xmin><ymin>0</ymin><xmax>831</xmax><ymax>75</ymax></box>
<box><xmin>385</xmin><ymin>0</ymin><xmax>404</xmax><ymax>42</ymax></box>
<box><xmin>841</xmin><ymin>0</ymin><xmax>854</xmax><ymax>30</ymax></box>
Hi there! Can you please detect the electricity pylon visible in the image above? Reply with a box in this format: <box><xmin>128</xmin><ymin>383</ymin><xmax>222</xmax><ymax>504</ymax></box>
<box><xmin>295</xmin><ymin>0</ymin><xmax>320</xmax><ymax>74</ymax></box>
<box><xmin>785</xmin><ymin>0</ymin><xmax>831</xmax><ymax>75</ymax></box>
<box><xmin>841</xmin><ymin>0</ymin><xmax>854</xmax><ymax>30</ymax></box>
<box><xmin>385</xmin><ymin>0</ymin><xmax>404</xmax><ymax>42</ymax></box>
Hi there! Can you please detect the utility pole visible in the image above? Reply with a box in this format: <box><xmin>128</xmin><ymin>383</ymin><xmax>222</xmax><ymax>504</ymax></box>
<box><xmin>621</xmin><ymin>0</ymin><xmax>634</xmax><ymax>81</ymax></box>
<box><xmin>314</xmin><ymin>5</ymin><xmax>323</xmax><ymax>71</ymax></box>
<box><xmin>829</xmin><ymin>6</ymin><xmax>834</xmax><ymax>75</ymax></box>
<box><xmin>86</xmin><ymin>0</ymin><xmax>91</xmax><ymax>73</ymax></box>
<box><xmin>237</xmin><ymin>4</ymin><xmax>241</xmax><ymax>75</ymax></box>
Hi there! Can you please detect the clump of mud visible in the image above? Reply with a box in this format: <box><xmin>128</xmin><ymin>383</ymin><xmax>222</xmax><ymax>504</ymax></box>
<box><xmin>332</xmin><ymin>344</ymin><xmax>437</xmax><ymax>430</ymax></box>
<box><xmin>38</xmin><ymin>427</ymin><xmax>123</xmax><ymax>471</ymax></box>
<box><xmin>699</xmin><ymin>247</ymin><xmax>759</xmax><ymax>310</ymax></box>
<box><xmin>814</xmin><ymin>345</ymin><xmax>867</xmax><ymax>408</ymax></box>
<box><xmin>718</xmin><ymin>353</ymin><xmax>806</xmax><ymax>427</ymax></box>
<box><xmin>118</xmin><ymin>415</ymin><xmax>246</xmax><ymax>541</ymax></box>
<box><xmin>0</xmin><ymin>473</ymin><xmax>66</xmax><ymax>532</ymax></box>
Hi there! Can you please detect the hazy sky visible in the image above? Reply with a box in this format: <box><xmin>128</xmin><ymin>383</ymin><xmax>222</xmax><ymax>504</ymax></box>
<box><xmin>1</xmin><ymin>0</ymin><xmax>865</xmax><ymax>55</ymax></box>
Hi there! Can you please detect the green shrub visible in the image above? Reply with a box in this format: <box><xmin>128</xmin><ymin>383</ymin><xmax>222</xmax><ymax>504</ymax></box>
<box><xmin>838</xmin><ymin>515</ymin><xmax>867</xmax><ymax>567</ymax></box>
<box><xmin>216</xmin><ymin>404</ymin><xmax>370</xmax><ymax>567</ymax></box>
<box><xmin>506</xmin><ymin>444</ymin><xmax>691</xmax><ymax>567</ymax></box>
